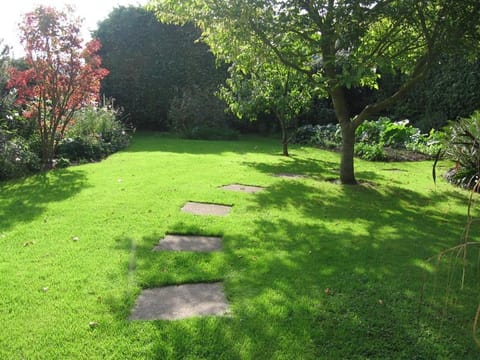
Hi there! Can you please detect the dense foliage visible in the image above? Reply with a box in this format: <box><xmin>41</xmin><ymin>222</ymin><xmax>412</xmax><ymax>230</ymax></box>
<box><xmin>0</xmin><ymin>7</ymin><xmax>129</xmax><ymax>181</ymax></box>
<box><xmin>0</xmin><ymin>41</ymin><xmax>40</xmax><ymax>180</ymax></box>
<box><xmin>221</xmin><ymin>58</ymin><xmax>313</xmax><ymax>155</ymax></box>
<box><xmin>168</xmin><ymin>85</ymin><xmax>238</xmax><ymax>140</ymax></box>
<box><xmin>294</xmin><ymin>117</ymin><xmax>444</xmax><ymax>161</ymax></box>
<box><xmin>95</xmin><ymin>6</ymin><xmax>227</xmax><ymax>131</ymax></box>
<box><xmin>392</xmin><ymin>54</ymin><xmax>480</xmax><ymax>130</ymax></box>
<box><xmin>57</xmin><ymin>101</ymin><xmax>131</xmax><ymax>164</ymax></box>
<box><xmin>149</xmin><ymin>0</ymin><xmax>480</xmax><ymax>184</ymax></box>
<box><xmin>443</xmin><ymin>111</ymin><xmax>480</xmax><ymax>188</ymax></box>
<box><xmin>7</xmin><ymin>6</ymin><xmax>108</xmax><ymax>168</ymax></box>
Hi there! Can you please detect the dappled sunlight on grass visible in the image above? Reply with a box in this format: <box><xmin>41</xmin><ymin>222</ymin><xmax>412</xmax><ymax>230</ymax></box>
<box><xmin>1</xmin><ymin>134</ymin><xmax>479</xmax><ymax>358</ymax></box>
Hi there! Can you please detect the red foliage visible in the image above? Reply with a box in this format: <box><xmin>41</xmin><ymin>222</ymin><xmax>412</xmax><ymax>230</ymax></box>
<box><xmin>6</xmin><ymin>5</ymin><xmax>109</xmax><ymax>166</ymax></box>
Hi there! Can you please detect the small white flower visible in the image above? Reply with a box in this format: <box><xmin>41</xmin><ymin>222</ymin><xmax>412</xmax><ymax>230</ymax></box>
<box><xmin>14</xmin><ymin>157</ymin><xmax>21</xmax><ymax>162</ymax></box>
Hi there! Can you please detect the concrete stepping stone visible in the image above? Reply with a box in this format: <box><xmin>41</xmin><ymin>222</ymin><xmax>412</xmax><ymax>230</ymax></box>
<box><xmin>274</xmin><ymin>173</ymin><xmax>305</xmax><ymax>179</ymax></box>
<box><xmin>129</xmin><ymin>282</ymin><xmax>230</xmax><ymax>320</ymax></box>
<box><xmin>181</xmin><ymin>201</ymin><xmax>232</xmax><ymax>216</ymax></box>
<box><xmin>153</xmin><ymin>234</ymin><xmax>222</xmax><ymax>252</ymax></box>
<box><xmin>220</xmin><ymin>184</ymin><xmax>265</xmax><ymax>193</ymax></box>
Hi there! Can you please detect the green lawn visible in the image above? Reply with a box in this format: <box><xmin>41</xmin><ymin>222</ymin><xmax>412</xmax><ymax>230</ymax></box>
<box><xmin>1</xmin><ymin>133</ymin><xmax>479</xmax><ymax>359</ymax></box>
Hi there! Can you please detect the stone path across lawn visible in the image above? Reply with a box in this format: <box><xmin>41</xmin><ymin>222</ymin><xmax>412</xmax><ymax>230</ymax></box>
<box><xmin>220</xmin><ymin>184</ymin><xmax>265</xmax><ymax>193</ymax></box>
<box><xmin>181</xmin><ymin>201</ymin><xmax>232</xmax><ymax>216</ymax></box>
<box><xmin>130</xmin><ymin>179</ymin><xmax>268</xmax><ymax>321</ymax></box>
<box><xmin>153</xmin><ymin>234</ymin><xmax>222</xmax><ymax>252</ymax></box>
<box><xmin>129</xmin><ymin>282</ymin><xmax>230</xmax><ymax>320</ymax></box>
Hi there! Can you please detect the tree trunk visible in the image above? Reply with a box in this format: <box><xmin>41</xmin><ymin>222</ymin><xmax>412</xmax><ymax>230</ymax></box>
<box><xmin>328</xmin><ymin>84</ymin><xmax>357</xmax><ymax>184</ymax></box>
<box><xmin>40</xmin><ymin>135</ymin><xmax>51</xmax><ymax>170</ymax></box>
<box><xmin>41</xmin><ymin>133</ymin><xmax>55</xmax><ymax>170</ymax></box>
<box><xmin>279</xmin><ymin>116</ymin><xmax>289</xmax><ymax>156</ymax></box>
<box><xmin>282</xmin><ymin>139</ymin><xmax>289</xmax><ymax>157</ymax></box>
<box><xmin>340</xmin><ymin>122</ymin><xmax>357</xmax><ymax>185</ymax></box>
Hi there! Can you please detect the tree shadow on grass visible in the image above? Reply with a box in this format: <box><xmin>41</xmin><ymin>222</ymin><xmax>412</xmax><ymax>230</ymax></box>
<box><xmin>0</xmin><ymin>169</ymin><xmax>89</xmax><ymax>232</ymax></box>
<box><xmin>243</xmin><ymin>155</ymin><xmax>401</xmax><ymax>186</ymax></box>
<box><xmin>243</xmin><ymin>156</ymin><xmax>341</xmax><ymax>181</ymax></box>
<box><xmin>124</xmin><ymin>132</ymin><xmax>282</xmax><ymax>155</ymax></box>
<box><xmin>236</xmin><ymin>180</ymin><xmax>477</xmax><ymax>357</ymax></box>
<box><xmin>108</xmin><ymin>181</ymin><xmax>478</xmax><ymax>358</ymax></box>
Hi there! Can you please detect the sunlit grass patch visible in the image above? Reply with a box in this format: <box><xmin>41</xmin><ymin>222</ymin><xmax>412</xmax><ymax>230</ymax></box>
<box><xmin>0</xmin><ymin>133</ymin><xmax>478</xmax><ymax>358</ymax></box>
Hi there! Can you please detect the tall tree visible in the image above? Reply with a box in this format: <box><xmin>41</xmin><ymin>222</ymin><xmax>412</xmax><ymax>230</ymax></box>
<box><xmin>7</xmin><ymin>6</ymin><xmax>108</xmax><ymax>168</ymax></box>
<box><xmin>95</xmin><ymin>6</ymin><xmax>226</xmax><ymax>130</ymax></box>
<box><xmin>149</xmin><ymin>0</ymin><xmax>480</xmax><ymax>184</ymax></box>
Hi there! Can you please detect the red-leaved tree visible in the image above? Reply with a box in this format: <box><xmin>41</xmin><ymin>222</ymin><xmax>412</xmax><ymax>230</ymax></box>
<box><xmin>8</xmin><ymin>5</ymin><xmax>108</xmax><ymax>168</ymax></box>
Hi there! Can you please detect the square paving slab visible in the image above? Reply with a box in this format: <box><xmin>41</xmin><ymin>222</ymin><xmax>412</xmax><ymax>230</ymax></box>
<box><xmin>181</xmin><ymin>202</ymin><xmax>232</xmax><ymax>216</ymax></box>
<box><xmin>220</xmin><ymin>184</ymin><xmax>265</xmax><ymax>193</ymax></box>
<box><xmin>153</xmin><ymin>234</ymin><xmax>222</xmax><ymax>252</ymax></box>
<box><xmin>129</xmin><ymin>282</ymin><xmax>230</xmax><ymax>320</ymax></box>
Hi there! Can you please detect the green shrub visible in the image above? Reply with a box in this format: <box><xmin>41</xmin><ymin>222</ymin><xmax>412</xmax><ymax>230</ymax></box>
<box><xmin>0</xmin><ymin>134</ymin><xmax>40</xmax><ymax>181</ymax></box>
<box><xmin>54</xmin><ymin>157</ymin><xmax>71</xmax><ymax>169</ymax></box>
<box><xmin>295</xmin><ymin>117</ymin><xmax>444</xmax><ymax>161</ymax></box>
<box><xmin>443</xmin><ymin>111</ymin><xmax>480</xmax><ymax>187</ymax></box>
<box><xmin>57</xmin><ymin>136</ymin><xmax>105</xmax><ymax>162</ymax></box>
<box><xmin>57</xmin><ymin>102</ymin><xmax>130</xmax><ymax>162</ymax></box>
<box><xmin>293</xmin><ymin>124</ymin><xmax>341</xmax><ymax>148</ymax></box>
<box><xmin>292</xmin><ymin>125</ymin><xmax>318</xmax><ymax>144</ymax></box>
<box><xmin>355</xmin><ymin>117</ymin><xmax>391</xmax><ymax>145</ymax></box>
<box><xmin>380</xmin><ymin>119</ymin><xmax>417</xmax><ymax>148</ymax></box>
<box><xmin>354</xmin><ymin>142</ymin><xmax>387</xmax><ymax>161</ymax></box>
<box><xmin>406</xmin><ymin>128</ymin><xmax>445</xmax><ymax>157</ymax></box>
<box><xmin>168</xmin><ymin>85</ymin><xmax>237</xmax><ymax>140</ymax></box>
<box><xmin>355</xmin><ymin>117</ymin><xmax>416</xmax><ymax>149</ymax></box>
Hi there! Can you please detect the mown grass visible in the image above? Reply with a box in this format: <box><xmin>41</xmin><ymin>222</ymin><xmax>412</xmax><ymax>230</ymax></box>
<box><xmin>1</xmin><ymin>132</ymin><xmax>479</xmax><ymax>359</ymax></box>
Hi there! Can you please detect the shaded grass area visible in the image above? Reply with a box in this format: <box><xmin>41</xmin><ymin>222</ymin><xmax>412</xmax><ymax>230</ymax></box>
<box><xmin>0</xmin><ymin>132</ymin><xmax>479</xmax><ymax>358</ymax></box>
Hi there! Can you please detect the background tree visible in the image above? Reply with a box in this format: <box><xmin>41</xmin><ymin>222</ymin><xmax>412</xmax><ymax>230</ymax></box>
<box><xmin>221</xmin><ymin>59</ymin><xmax>313</xmax><ymax>156</ymax></box>
<box><xmin>7</xmin><ymin>6</ymin><xmax>108</xmax><ymax>168</ymax></box>
<box><xmin>149</xmin><ymin>0</ymin><xmax>480</xmax><ymax>184</ymax></box>
<box><xmin>95</xmin><ymin>6</ymin><xmax>226</xmax><ymax>131</ymax></box>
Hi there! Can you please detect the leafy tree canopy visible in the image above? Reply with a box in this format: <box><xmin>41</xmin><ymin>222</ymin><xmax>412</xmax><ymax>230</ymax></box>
<box><xmin>149</xmin><ymin>0</ymin><xmax>480</xmax><ymax>183</ymax></box>
<box><xmin>8</xmin><ymin>5</ymin><xmax>108</xmax><ymax>168</ymax></box>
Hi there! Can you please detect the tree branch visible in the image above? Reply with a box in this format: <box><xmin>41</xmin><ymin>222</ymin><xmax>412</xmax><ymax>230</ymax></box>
<box><xmin>352</xmin><ymin>56</ymin><xmax>429</xmax><ymax>127</ymax></box>
<box><xmin>247</xmin><ymin>18</ymin><xmax>312</xmax><ymax>75</ymax></box>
